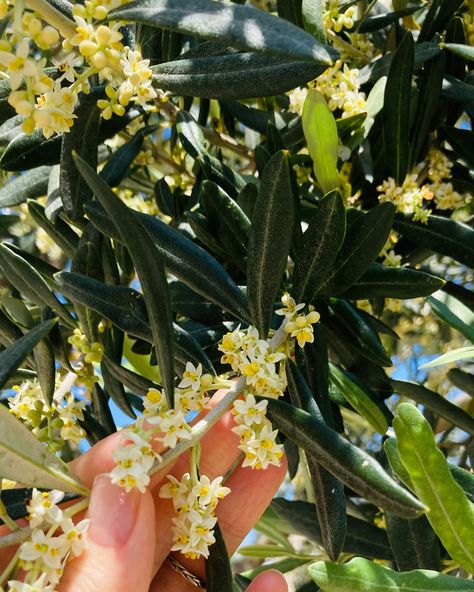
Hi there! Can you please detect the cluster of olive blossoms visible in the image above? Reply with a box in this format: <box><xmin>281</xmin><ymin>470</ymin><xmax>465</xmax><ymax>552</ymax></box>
<box><xmin>159</xmin><ymin>473</ymin><xmax>230</xmax><ymax>559</ymax></box>
<box><xmin>1</xmin><ymin>0</ymin><xmax>157</xmax><ymax>138</ymax></box>
<box><xmin>109</xmin><ymin>297</ymin><xmax>319</xmax><ymax>558</ymax></box>
<box><xmin>224</xmin><ymin>295</ymin><xmax>320</xmax><ymax>470</ymax></box>
<box><xmin>67</xmin><ymin>328</ymin><xmax>103</xmax><ymax>389</ymax></box>
<box><xmin>323</xmin><ymin>0</ymin><xmax>356</xmax><ymax>32</ymax></box>
<box><xmin>8</xmin><ymin>376</ymin><xmax>86</xmax><ymax>449</ymax></box>
<box><xmin>8</xmin><ymin>489</ymin><xmax>89</xmax><ymax>591</ymax></box>
<box><xmin>232</xmin><ymin>394</ymin><xmax>284</xmax><ymax>470</ymax></box>
<box><xmin>315</xmin><ymin>60</ymin><xmax>367</xmax><ymax>119</ymax></box>
<box><xmin>109</xmin><ymin>363</ymin><xmax>216</xmax><ymax>492</ymax></box>
<box><xmin>377</xmin><ymin>148</ymin><xmax>470</xmax><ymax>221</ymax></box>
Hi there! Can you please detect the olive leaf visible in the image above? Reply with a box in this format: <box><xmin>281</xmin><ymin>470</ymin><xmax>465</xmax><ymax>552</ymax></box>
<box><xmin>73</xmin><ymin>155</ymin><xmax>176</xmax><ymax>405</ymax></box>
<box><xmin>266</xmin><ymin>398</ymin><xmax>425</xmax><ymax>518</ymax></box>
<box><xmin>308</xmin><ymin>557</ymin><xmax>474</xmax><ymax>592</ymax></box>
<box><xmin>0</xmin><ymin>319</ymin><xmax>57</xmax><ymax>389</ymax></box>
<box><xmin>110</xmin><ymin>0</ymin><xmax>336</xmax><ymax>64</ymax></box>
<box><xmin>0</xmin><ymin>399</ymin><xmax>88</xmax><ymax>495</ymax></box>
<box><xmin>394</xmin><ymin>403</ymin><xmax>474</xmax><ymax>573</ymax></box>
<box><xmin>302</xmin><ymin>88</ymin><xmax>340</xmax><ymax>194</ymax></box>
<box><xmin>247</xmin><ymin>151</ymin><xmax>295</xmax><ymax>336</ymax></box>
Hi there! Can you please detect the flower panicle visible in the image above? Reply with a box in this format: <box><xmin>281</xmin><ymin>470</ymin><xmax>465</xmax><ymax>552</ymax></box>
<box><xmin>7</xmin><ymin>488</ymin><xmax>89</xmax><ymax>591</ymax></box>
<box><xmin>0</xmin><ymin>0</ymin><xmax>159</xmax><ymax>138</ymax></box>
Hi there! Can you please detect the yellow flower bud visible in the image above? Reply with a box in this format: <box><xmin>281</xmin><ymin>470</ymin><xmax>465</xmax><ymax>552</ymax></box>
<box><xmin>40</xmin><ymin>26</ymin><xmax>60</xmax><ymax>46</ymax></box>
<box><xmin>79</xmin><ymin>39</ymin><xmax>98</xmax><ymax>57</ymax></box>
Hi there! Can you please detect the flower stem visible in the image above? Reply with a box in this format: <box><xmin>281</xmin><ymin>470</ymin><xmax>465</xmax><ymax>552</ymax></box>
<box><xmin>25</xmin><ymin>0</ymin><xmax>76</xmax><ymax>38</ymax></box>
<box><xmin>0</xmin><ymin>526</ymin><xmax>31</xmax><ymax>549</ymax></box>
<box><xmin>0</xmin><ymin>547</ymin><xmax>21</xmax><ymax>587</ymax></box>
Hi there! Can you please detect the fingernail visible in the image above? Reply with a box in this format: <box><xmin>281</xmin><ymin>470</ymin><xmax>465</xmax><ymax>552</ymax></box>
<box><xmin>88</xmin><ymin>474</ymin><xmax>140</xmax><ymax>548</ymax></box>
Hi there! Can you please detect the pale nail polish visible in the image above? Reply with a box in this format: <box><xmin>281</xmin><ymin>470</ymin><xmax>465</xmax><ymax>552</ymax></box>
<box><xmin>88</xmin><ymin>474</ymin><xmax>140</xmax><ymax>548</ymax></box>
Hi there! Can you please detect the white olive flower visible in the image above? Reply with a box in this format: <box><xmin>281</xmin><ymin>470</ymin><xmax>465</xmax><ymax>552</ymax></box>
<box><xmin>27</xmin><ymin>489</ymin><xmax>65</xmax><ymax>529</ymax></box>
<box><xmin>232</xmin><ymin>394</ymin><xmax>268</xmax><ymax>426</ymax></box>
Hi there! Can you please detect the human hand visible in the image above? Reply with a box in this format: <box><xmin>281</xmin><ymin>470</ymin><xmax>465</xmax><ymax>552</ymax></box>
<box><xmin>53</xmin><ymin>392</ymin><xmax>288</xmax><ymax>592</ymax></box>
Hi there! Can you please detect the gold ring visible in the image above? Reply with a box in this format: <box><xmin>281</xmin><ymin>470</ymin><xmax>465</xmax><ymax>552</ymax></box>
<box><xmin>167</xmin><ymin>555</ymin><xmax>206</xmax><ymax>589</ymax></box>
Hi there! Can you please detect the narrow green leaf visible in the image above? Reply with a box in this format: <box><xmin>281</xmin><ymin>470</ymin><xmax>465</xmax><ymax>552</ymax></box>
<box><xmin>101</xmin><ymin>360</ymin><xmax>136</xmax><ymax>419</ymax></box>
<box><xmin>386</xmin><ymin>437</ymin><xmax>474</xmax><ymax>504</ymax></box>
<box><xmin>302</xmin><ymin>0</ymin><xmax>325</xmax><ymax>43</ymax></box>
<box><xmin>319</xmin><ymin>203</ymin><xmax>395</xmax><ymax>296</ymax></box>
<box><xmin>330</xmin><ymin>300</ymin><xmax>392</xmax><ymax>367</ymax></box>
<box><xmin>238</xmin><ymin>544</ymin><xmax>295</xmax><ymax>558</ymax></box>
<box><xmin>0</xmin><ymin>244</ymin><xmax>75</xmax><ymax>328</ymax></box>
<box><xmin>383</xmin><ymin>33</ymin><xmax>414</xmax><ymax>183</ymax></box>
<box><xmin>292</xmin><ymin>190</ymin><xmax>346</xmax><ymax>303</ymax></box>
<box><xmin>103</xmin><ymin>355</ymin><xmax>158</xmax><ymax>396</ymax></box>
<box><xmin>445</xmin><ymin>17</ymin><xmax>466</xmax><ymax>78</ymax></box>
<box><xmin>100</xmin><ymin>128</ymin><xmax>150</xmax><ymax>187</ymax></box>
<box><xmin>361</xmin><ymin>76</ymin><xmax>387</xmax><ymax>139</ymax></box>
<box><xmin>60</xmin><ymin>96</ymin><xmax>100</xmax><ymax>219</ymax></box>
<box><xmin>110</xmin><ymin>0</ymin><xmax>336</xmax><ymax>64</ymax></box>
<box><xmin>302</xmin><ymin>89</ymin><xmax>340</xmax><ymax>194</ymax></box>
<box><xmin>356</xmin><ymin>7</ymin><xmax>421</xmax><ymax>33</ymax></box>
<box><xmin>28</xmin><ymin>200</ymin><xmax>79</xmax><ymax>259</ymax></box>
<box><xmin>428</xmin><ymin>292</ymin><xmax>474</xmax><ymax>343</ymax></box>
<box><xmin>442</xmin><ymin>125</ymin><xmax>474</xmax><ymax>169</ymax></box>
<box><xmin>201</xmin><ymin>180</ymin><xmax>251</xmax><ymax>267</ymax></box>
<box><xmin>152</xmin><ymin>52</ymin><xmax>326</xmax><ymax>99</ymax></box>
<box><xmin>56</xmin><ymin>272</ymin><xmax>151</xmax><ymax>341</ymax></box>
<box><xmin>299</xmin><ymin>329</ymin><xmax>335</xmax><ymax>427</ymax></box>
<box><xmin>55</xmin><ymin>271</ymin><xmax>214</xmax><ymax>374</ymax></box>
<box><xmin>444</xmin><ymin>42</ymin><xmax>474</xmax><ymax>60</ymax></box>
<box><xmin>172</xmin><ymin>323</ymin><xmax>214</xmax><ymax>374</ymax></box>
<box><xmin>383</xmin><ymin>438</ymin><xmax>414</xmax><ymax>490</ymax></box>
<box><xmin>394</xmin><ymin>403</ymin><xmax>474</xmax><ymax>572</ymax></box>
<box><xmin>450</xmin><ymin>465</ymin><xmax>474</xmax><ymax>504</ymax></box>
<box><xmin>420</xmin><ymin>346</ymin><xmax>474</xmax><ymax>368</ymax></box>
<box><xmin>393</xmin><ymin>214</ymin><xmax>474</xmax><ymax>267</ymax></box>
<box><xmin>1</xmin><ymin>295</ymin><xmax>35</xmax><ymax>330</ymax></box>
<box><xmin>0</xmin><ymin>403</ymin><xmax>87</xmax><ymax>495</ymax></box>
<box><xmin>247</xmin><ymin>151</ymin><xmax>295</xmax><ymax>336</ymax></box>
<box><xmin>385</xmin><ymin>513</ymin><xmax>440</xmax><ymax>571</ymax></box>
<box><xmin>33</xmin><ymin>338</ymin><xmax>56</xmax><ymax>407</ymax></box>
<box><xmin>85</xmin><ymin>201</ymin><xmax>250</xmax><ymax>322</ymax></box>
<box><xmin>176</xmin><ymin>111</ymin><xmax>208</xmax><ymax>159</ymax></box>
<box><xmin>360</xmin><ymin>42</ymin><xmax>439</xmax><ymax>86</ymax></box>
<box><xmin>73</xmin><ymin>155</ymin><xmax>175</xmax><ymax>405</ymax></box>
<box><xmin>391</xmin><ymin>379</ymin><xmax>474</xmax><ymax>435</ymax></box>
<box><xmin>308</xmin><ymin>556</ymin><xmax>474</xmax><ymax>592</ymax></box>
<box><xmin>448</xmin><ymin>368</ymin><xmax>474</xmax><ymax>398</ymax></box>
<box><xmin>0</xmin><ymin>167</ymin><xmax>51</xmax><ymax>207</ymax></box>
<box><xmin>410</xmin><ymin>51</ymin><xmax>445</xmax><ymax>166</ymax></box>
<box><xmin>340</xmin><ymin>264</ymin><xmax>444</xmax><ymax>299</ymax></box>
<box><xmin>442</xmin><ymin>74</ymin><xmax>474</xmax><ymax>104</ymax></box>
<box><xmin>197</xmin><ymin>153</ymin><xmax>246</xmax><ymax>199</ymax></box>
<box><xmin>418</xmin><ymin>0</ymin><xmax>464</xmax><ymax>43</ymax></box>
<box><xmin>329</xmin><ymin>364</ymin><xmax>389</xmax><ymax>434</ymax></box>
<box><xmin>265</xmin><ymin>398</ymin><xmax>425</xmax><ymax>518</ymax></box>
<box><xmin>0</xmin><ymin>319</ymin><xmax>57</xmax><ymax>390</ymax></box>
<box><xmin>71</xmin><ymin>236</ymin><xmax>103</xmax><ymax>342</ymax></box>
<box><xmin>277</xmin><ymin>0</ymin><xmax>303</xmax><ymax>27</ymax></box>
<box><xmin>0</xmin><ymin>130</ymin><xmax>61</xmax><ymax>171</ymax></box>
<box><xmin>206</xmin><ymin>521</ymin><xmax>233</xmax><ymax>592</ymax></box>
<box><xmin>0</xmin><ymin>80</ymin><xmax>16</xmax><ymax>125</ymax></box>
<box><xmin>287</xmin><ymin>361</ymin><xmax>346</xmax><ymax>561</ymax></box>
<box><xmin>272</xmin><ymin>498</ymin><xmax>393</xmax><ymax>560</ymax></box>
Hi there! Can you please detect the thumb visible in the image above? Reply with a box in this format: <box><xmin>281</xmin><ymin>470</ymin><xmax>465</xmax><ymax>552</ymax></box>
<box><xmin>58</xmin><ymin>475</ymin><xmax>155</xmax><ymax>592</ymax></box>
<box><xmin>247</xmin><ymin>570</ymin><xmax>288</xmax><ymax>592</ymax></box>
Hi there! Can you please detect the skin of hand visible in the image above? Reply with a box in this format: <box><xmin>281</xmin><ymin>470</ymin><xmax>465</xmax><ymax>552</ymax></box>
<box><xmin>0</xmin><ymin>390</ymin><xmax>288</xmax><ymax>592</ymax></box>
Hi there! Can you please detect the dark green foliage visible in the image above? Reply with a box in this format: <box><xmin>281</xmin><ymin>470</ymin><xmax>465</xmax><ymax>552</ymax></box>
<box><xmin>0</xmin><ymin>1</ymin><xmax>473</xmax><ymax>586</ymax></box>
